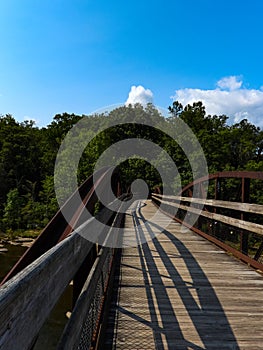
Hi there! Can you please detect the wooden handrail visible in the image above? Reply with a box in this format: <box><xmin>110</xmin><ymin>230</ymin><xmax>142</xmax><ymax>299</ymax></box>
<box><xmin>152</xmin><ymin>192</ymin><xmax>263</xmax><ymax>270</ymax></box>
<box><xmin>152</xmin><ymin>195</ymin><xmax>263</xmax><ymax>236</ymax></box>
<box><xmin>57</xmin><ymin>208</ymin><xmax>125</xmax><ymax>350</ymax></box>
<box><xmin>152</xmin><ymin>194</ymin><xmax>263</xmax><ymax>215</ymax></box>
<box><xmin>0</xmin><ymin>196</ymin><xmax>125</xmax><ymax>350</ymax></box>
<box><xmin>0</xmin><ymin>166</ymin><xmax>119</xmax><ymax>286</ymax></box>
<box><xmin>0</xmin><ymin>227</ymin><xmax>93</xmax><ymax>350</ymax></box>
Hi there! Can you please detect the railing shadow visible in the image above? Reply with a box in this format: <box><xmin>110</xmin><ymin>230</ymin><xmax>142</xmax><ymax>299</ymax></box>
<box><xmin>130</xmin><ymin>202</ymin><xmax>240</xmax><ymax>350</ymax></box>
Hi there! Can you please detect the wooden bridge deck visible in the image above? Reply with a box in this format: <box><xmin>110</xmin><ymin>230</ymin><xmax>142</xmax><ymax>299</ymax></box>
<box><xmin>102</xmin><ymin>200</ymin><xmax>263</xmax><ymax>350</ymax></box>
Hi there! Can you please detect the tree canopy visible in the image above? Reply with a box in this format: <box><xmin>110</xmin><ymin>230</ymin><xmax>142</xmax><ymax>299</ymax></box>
<box><xmin>0</xmin><ymin>102</ymin><xmax>262</xmax><ymax>235</ymax></box>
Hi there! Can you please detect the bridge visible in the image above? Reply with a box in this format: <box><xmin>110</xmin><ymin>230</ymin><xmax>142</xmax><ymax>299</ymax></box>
<box><xmin>0</xmin><ymin>168</ymin><xmax>263</xmax><ymax>349</ymax></box>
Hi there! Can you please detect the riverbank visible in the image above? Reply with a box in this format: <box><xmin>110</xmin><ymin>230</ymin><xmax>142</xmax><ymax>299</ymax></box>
<box><xmin>0</xmin><ymin>230</ymin><xmax>40</xmax><ymax>253</ymax></box>
<box><xmin>0</xmin><ymin>237</ymin><xmax>35</xmax><ymax>250</ymax></box>
<box><xmin>0</xmin><ymin>243</ymin><xmax>29</xmax><ymax>280</ymax></box>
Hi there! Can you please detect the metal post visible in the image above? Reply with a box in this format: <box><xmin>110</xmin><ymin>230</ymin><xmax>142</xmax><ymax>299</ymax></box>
<box><xmin>72</xmin><ymin>244</ymin><xmax>97</xmax><ymax>306</ymax></box>
<box><xmin>240</xmin><ymin>177</ymin><xmax>250</xmax><ymax>255</ymax></box>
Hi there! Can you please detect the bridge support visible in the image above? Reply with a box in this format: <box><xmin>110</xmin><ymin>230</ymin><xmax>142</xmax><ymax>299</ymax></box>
<box><xmin>240</xmin><ymin>177</ymin><xmax>250</xmax><ymax>255</ymax></box>
<box><xmin>72</xmin><ymin>244</ymin><xmax>98</xmax><ymax>306</ymax></box>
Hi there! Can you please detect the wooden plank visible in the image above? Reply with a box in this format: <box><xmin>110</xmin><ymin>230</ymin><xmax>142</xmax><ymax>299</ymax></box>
<box><xmin>152</xmin><ymin>193</ymin><xmax>263</xmax><ymax>215</ymax></box>
<box><xmin>102</xmin><ymin>200</ymin><xmax>263</xmax><ymax>350</ymax></box>
<box><xmin>153</xmin><ymin>196</ymin><xmax>263</xmax><ymax>236</ymax></box>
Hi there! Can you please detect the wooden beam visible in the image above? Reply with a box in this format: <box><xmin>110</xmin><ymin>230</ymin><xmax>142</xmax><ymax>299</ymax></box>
<box><xmin>57</xmin><ymin>210</ymin><xmax>125</xmax><ymax>350</ymax></box>
<box><xmin>152</xmin><ymin>196</ymin><xmax>263</xmax><ymax>236</ymax></box>
<box><xmin>152</xmin><ymin>194</ymin><xmax>263</xmax><ymax>215</ymax></box>
<box><xmin>0</xmin><ymin>228</ymin><xmax>93</xmax><ymax>350</ymax></box>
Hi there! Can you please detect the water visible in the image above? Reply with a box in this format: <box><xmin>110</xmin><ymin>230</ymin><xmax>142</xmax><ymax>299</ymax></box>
<box><xmin>0</xmin><ymin>243</ymin><xmax>27</xmax><ymax>280</ymax></box>
<box><xmin>33</xmin><ymin>285</ymin><xmax>73</xmax><ymax>350</ymax></box>
<box><xmin>0</xmin><ymin>242</ymin><xmax>72</xmax><ymax>349</ymax></box>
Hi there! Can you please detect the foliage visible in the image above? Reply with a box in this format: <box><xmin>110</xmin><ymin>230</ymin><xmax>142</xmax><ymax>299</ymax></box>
<box><xmin>2</xmin><ymin>188</ymin><xmax>24</xmax><ymax>230</ymax></box>
<box><xmin>0</xmin><ymin>102</ymin><xmax>262</xmax><ymax>234</ymax></box>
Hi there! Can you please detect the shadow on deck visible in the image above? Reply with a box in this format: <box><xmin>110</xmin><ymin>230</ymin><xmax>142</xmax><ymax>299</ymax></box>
<box><xmin>103</xmin><ymin>201</ymin><xmax>241</xmax><ymax>349</ymax></box>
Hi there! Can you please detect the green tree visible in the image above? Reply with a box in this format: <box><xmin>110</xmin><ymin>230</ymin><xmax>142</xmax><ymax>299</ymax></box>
<box><xmin>2</xmin><ymin>189</ymin><xmax>24</xmax><ymax>230</ymax></box>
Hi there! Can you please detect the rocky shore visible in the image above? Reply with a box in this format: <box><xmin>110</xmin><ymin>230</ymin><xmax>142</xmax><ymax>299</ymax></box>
<box><xmin>0</xmin><ymin>237</ymin><xmax>35</xmax><ymax>253</ymax></box>
<box><xmin>0</xmin><ymin>243</ymin><xmax>8</xmax><ymax>253</ymax></box>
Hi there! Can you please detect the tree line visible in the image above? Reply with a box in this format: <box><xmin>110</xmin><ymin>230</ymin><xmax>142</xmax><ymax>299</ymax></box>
<box><xmin>0</xmin><ymin>102</ymin><xmax>262</xmax><ymax>236</ymax></box>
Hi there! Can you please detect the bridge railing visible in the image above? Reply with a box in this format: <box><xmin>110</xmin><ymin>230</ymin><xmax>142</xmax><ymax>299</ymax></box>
<box><xmin>57</xmin><ymin>206</ymin><xmax>125</xmax><ymax>350</ymax></box>
<box><xmin>0</xmin><ymin>165</ymin><xmax>129</xmax><ymax>350</ymax></box>
<box><xmin>0</xmin><ymin>220</ymin><xmax>93</xmax><ymax>350</ymax></box>
<box><xmin>152</xmin><ymin>180</ymin><xmax>263</xmax><ymax>271</ymax></box>
<box><xmin>0</xmin><ymin>166</ymin><xmax>121</xmax><ymax>286</ymax></box>
<box><xmin>0</xmin><ymin>197</ymin><xmax>127</xmax><ymax>350</ymax></box>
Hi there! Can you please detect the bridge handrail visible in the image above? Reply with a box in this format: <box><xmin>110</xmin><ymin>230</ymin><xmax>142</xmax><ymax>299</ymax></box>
<box><xmin>152</xmin><ymin>192</ymin><xmax>263</xmax><ymax>271</ymax></box>
<box><xmin>179</xmin><ymin>171</ymin><xmax>263</xmax><ymax>195</ymax></box>
<box><xmin>0</xmin><ymin>166</ymin><xmax>119</xmax><ymax>286</ymax></box>
<box><xmin>152</xmin><ymin>194</ymin><xmax>263</xmax><ymax>236</ymax></box>
<box><xmin>0</xmin><ymin>223</ymin><xmax>93</xmax><ymax>350</ymax></box>
<box><xmin>0</xmin><ymin>197</ymin><xmax>124</xmax><ymax>350</ymax></box>
<box><xmin>57</xmin><ymin>208</ymin><xmax>125</xmax><ymax>350</ymax></box>
<box><xmin>152</xmin><ymin>194</ymin><xmax>263</xmax><ymax>215</ymax></box>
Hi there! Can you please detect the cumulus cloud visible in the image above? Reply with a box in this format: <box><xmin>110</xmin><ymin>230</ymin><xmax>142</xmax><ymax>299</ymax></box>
<box><xmin>126</xmin><ymin>85</ymin><xmax>154</xmax><ymax>106</ymax></box>
<box><xmin>216</xmin><ymin>76</ymin><xmax>243</xmax><ymax>91</ymax></box>
<box><xmin>172</xmin><ymin>76</ymin><xmax>263</xmax><ymax>128</ymax></box>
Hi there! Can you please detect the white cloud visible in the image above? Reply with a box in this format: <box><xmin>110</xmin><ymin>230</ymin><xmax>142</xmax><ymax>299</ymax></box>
<box><xmin>126</xmin><ymin>85</ymin><xmax>154</xmax><ymax>106</ymax></box>
<box><xmin>172</xmin><ymin>76</ymin><xmax>263</xmax><ymax>127</ymax></box>
<box><xmin>217</xmin><ymin>75</ymin><xmax>242</xmax><ymax>91</ymax></box>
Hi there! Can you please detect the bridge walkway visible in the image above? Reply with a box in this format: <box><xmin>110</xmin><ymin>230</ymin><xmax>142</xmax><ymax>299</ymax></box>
<box><xmin>102</xmin><ymin>200</ymin><xmax>263</xmax><ymax>350</ymax></box>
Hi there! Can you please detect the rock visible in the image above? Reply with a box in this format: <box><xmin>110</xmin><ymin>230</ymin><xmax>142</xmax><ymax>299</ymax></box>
<box><xmin>7</xmin><ymin>241</ymin><xmax>20</xmax><ymax>246</ymax></box>
<box><xmin>0</xmin><ymin>248</ymin><xmax>8</xmax><ymax>253</ymax></box>
<box><xmin>66</xmin><ymin>311</ymin><xmax>72</xmax><ymax>319</ymax></box>
<box><xmin>21</xmin><ymin>242</ymin><xmax>34</xmax><ymax>248</ymax></box>
<box><xmin>15</xmin><ymin>237</ymin><xmax>35</xmax><ymax>243</ymax></box>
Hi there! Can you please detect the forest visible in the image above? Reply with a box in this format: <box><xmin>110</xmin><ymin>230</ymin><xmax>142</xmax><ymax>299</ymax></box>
<box><xmin>0</xmin><ymin>101</ymin><xmax>262</xmax><ymax>237</ymax></box>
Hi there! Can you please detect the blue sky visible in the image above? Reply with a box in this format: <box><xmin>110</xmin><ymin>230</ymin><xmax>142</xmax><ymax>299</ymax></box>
<box><xmin>0</xmin><ymin>0</ymin><xmax>263</xmax><ymax>127</ymax></box>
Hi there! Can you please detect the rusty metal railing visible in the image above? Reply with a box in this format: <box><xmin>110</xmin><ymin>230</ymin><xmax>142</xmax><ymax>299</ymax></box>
<box><xmin>0</xmin><ymin>167</ymin><xmax>126</xmax><ymax>350</ymax></box>
<box><xmin>0</xmin><ymin>166</ymin><xmax>121</xmax><ymax>286</ymax></box>
<box><xmin>152</xmin><ymin>171</ymin><xmax>263</xmax><ymax>271</ymax></box>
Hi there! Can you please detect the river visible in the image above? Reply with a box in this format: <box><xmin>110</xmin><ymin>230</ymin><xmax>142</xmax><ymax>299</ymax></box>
<box><xmin>0</xmin><ymin>243</ymin><xmax>72</xmax><ymax>349</ymax></box>
<box><xmin>0</xmin><ymin>243</ymin><xmax>27</xmax><ymax>280</ymax></box>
